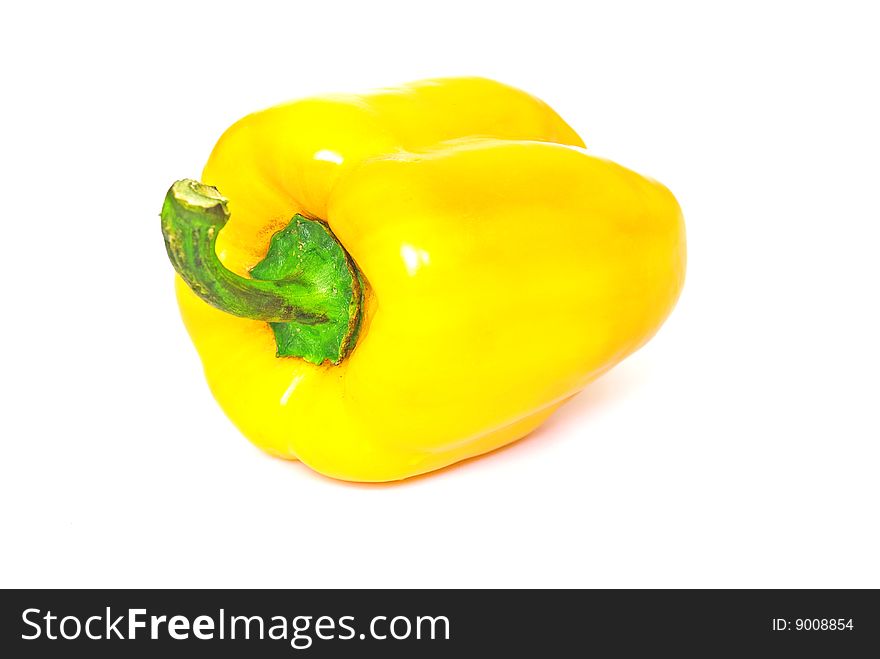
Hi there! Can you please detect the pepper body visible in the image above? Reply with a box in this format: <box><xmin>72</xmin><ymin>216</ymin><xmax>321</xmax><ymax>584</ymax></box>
<box><xmin>172</xmin><ymin>77</ymin><xmax>686</xmax><ymax>482</ymax></box>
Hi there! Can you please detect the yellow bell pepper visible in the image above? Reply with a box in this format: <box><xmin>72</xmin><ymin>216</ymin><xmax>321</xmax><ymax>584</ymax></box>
<box><xmin>160</xmin><ymin>77</ymin><xmax>686</xmax><ymax>482</ymax></box>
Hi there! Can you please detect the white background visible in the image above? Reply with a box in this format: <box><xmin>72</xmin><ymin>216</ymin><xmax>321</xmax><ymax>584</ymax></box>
<box><xmin>1</xmin><ymin>1</ymin><xmax>878</xmax><ymax>588</ymax></box>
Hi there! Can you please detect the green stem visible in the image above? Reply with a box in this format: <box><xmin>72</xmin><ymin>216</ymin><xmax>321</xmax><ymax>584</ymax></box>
<box><xmin>160</xmin><ymin>179</ymin><xmax>363</xmax><ymax>364</ymax></box>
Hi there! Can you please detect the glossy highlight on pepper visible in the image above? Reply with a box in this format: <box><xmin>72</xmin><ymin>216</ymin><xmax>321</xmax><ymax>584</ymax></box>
<box><xmin>160</xmin><ymin>77</ymin><xmax>687</xmax><ymax>482</ymax></box>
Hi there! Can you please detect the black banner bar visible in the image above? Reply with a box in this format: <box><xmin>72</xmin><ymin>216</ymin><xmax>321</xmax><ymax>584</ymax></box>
<box><xmin>1</xmin><ymin>589</ymin><xmax>877</xmax><ymax>656</ymax></box>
